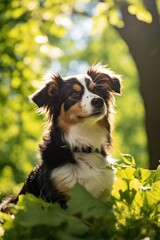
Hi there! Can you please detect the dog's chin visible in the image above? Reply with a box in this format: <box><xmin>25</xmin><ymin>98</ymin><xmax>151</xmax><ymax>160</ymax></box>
<box><xmin>91</xmin><ymin>110</ymin><xmax>103</xmax><ymax>116</ymax></box>
<box><xmin>77</xmin><ymin>108</ymin><xmax>106</xmax><ymax>121</ymax></box>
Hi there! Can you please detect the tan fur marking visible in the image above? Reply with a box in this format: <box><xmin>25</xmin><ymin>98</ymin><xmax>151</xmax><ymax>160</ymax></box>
<box><xmin>88</xmin><ymin>81</ymin><xmax>95</xmax><ymax>91</ymax></box>
<box><xmin>73</xmin><ymin>84</ymin><xmax>82</xmax><ymax>92</ymax></box>
<box><xmin>56</xmin><ymin>180</ymin><xmax>68</xmax><ymax>193</ymax></box>
<box><xmin>54</xmin><ymin>180</ymin><xmax>70</xmax><ymax>200</ymax></box>
<box><xmin>98</xmin><ymin>119</ymin><xmax>106</xmax><ymax>128</ymax></box>
<box><xmin>58</xmin><ymin>103</ymin><xmax>85</xmax><ymax>133</ymax></box>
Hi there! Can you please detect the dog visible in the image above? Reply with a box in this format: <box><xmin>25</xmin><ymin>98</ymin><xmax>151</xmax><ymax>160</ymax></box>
<box><xmin>0</xmin><ymin>64</ymin><xmax>122</xmax><ymax>212</ymax></box>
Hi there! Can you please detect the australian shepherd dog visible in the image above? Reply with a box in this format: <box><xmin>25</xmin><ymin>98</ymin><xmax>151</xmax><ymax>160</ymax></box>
<box><xmin>1</xmin><ymin>64</ymin><xmax>122</xmax><ymax>212</ymax></box>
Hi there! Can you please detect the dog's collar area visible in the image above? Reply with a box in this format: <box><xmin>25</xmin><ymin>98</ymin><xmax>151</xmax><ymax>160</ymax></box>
<box><xmin>60</xmin><ymin>145</ymin><xmax>106</xmax><ymax>155</ymax></box>
<box><xmin>73</xmin><ymin>146</ymin><xmax>100</xmax><ymax>154</ymax></box>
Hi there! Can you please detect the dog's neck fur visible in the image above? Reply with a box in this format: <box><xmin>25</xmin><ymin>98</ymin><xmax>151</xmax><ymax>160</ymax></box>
<box><xmin>63</xmin><ymin>121</ymin><xmax>107</xmax><ymax>152</ymax></box>
<box><xmin>40</xmin><ymin>119</ymin><xmax>109</xmax><ymax>168</ymax></box>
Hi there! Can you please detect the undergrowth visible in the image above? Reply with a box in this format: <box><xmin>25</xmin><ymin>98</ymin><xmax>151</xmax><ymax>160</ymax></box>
<box><xmin>0</xmin><ymin>154</ymin><xmax>160</xmax><ymax>240</ymax></box>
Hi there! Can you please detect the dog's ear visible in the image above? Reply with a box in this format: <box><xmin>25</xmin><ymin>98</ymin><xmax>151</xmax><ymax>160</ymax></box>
<box><xmin>87</xmin><ymin>64</ymin><xmax>122</xmax><ymax>94</ymax></box>
<box><xmin>31</xmin><ymin>73</ymin><xmax>63</xmax><ymax>108</ymax></box>
<box><xmin>31</xmin><ymin>85</ymin><xmax>50</xmax><ymax>108</ymax></box>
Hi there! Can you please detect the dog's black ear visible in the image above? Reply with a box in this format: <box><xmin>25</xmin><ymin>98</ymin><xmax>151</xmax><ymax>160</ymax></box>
<box><xmin>107</xmin><ymin>76</ymin><xmax>122</xmax><ymax>94</ymax></box>
<box><xmin>31</xmin><ymin>85</ymin><xmax>50</xmax><ymax>108</ymax></box>
<box><xmin>87</xmin><ymin>64</ymin><xmax>122</xmax><ymax>94</ymax></box>
<box><xmin>30</xmin><ymin>73</ymin><xmax>63</xmax><ymax>108</ymax></box>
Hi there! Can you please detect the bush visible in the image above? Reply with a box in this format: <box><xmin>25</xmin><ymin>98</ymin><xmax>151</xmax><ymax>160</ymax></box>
<box><xmin>0</xmin><ymin>155</ymin><xmax>160</xmax><ymax>240</ymax></box>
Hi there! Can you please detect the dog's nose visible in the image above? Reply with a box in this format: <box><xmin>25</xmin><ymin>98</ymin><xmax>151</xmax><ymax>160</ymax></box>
<box><xmin>91</xmin><ymin>98</ymin><xmax>104</xmax><ymax>108</ymax></box>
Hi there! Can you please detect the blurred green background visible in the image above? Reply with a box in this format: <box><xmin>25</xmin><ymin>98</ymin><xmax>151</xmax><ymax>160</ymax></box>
<box><xmin>1</xmin><ymin>0</ymin><xmax>158</xmax><ymax>197</ymax></box>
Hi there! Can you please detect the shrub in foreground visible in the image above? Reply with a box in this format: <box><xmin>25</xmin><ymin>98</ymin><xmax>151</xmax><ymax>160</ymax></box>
<box><xmin>0</xmin><ymin>155</ymin><xmax>160</xmax><ymax>240</ymax></box>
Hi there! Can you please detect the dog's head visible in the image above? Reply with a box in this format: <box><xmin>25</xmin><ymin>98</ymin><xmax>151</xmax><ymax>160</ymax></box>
<box><xmin>31</xmin><ymin>64</ymin><xmax>122</xmax><ymax>149</ymax></box>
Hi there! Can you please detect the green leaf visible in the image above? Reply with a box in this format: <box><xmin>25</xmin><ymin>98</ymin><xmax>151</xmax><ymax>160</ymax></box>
<box><xmin>116</xmin><ymin>167</ymin><xmax>135</xmax><ymax>180</ymax></box>
<box><xmin>68</xmin><ymin>184</ymin><xmax>109</xmax><ymax>219</ymax></box>
<box><xmin>148</xmin><ymin>166</ymin><xmax>160</xmax><ymax>184</ymax></box>
<box><xmin>14</xmin><ymin>195</ymin><xmax>64</xmax><ymax>227</ymax></box>
<box><xmin>3</xmin><ymin>194</ymin><xmax>89</xmax><ymax>240</ymax></box>
<box><xmin>121</xmin><ymin>154</ymin><xmax>136</xmax><ymax>167</ymax></box>
<box><xmin>134</xmin><ymin>168</ymin><xmax>151</xmax><ymax>184</ymax></box>
<box><xmin>145</xmin><ymin>181</ymin><xmax>160</xmax><ymax>206</ymax></box>
<box><xmin>112</xmin><ymin>178</ymin><xmax>128</xmax><ymax>199</ymax></box>
<box><xmin>128</xmin><ymin>4</ymin><xmax>152</xmax><ymax>23</ymax></box>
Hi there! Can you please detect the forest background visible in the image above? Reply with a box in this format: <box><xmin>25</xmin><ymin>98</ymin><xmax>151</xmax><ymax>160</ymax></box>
<box><xmin>0</xmin><ymin>0</ymin><xmax>160</xmax><ymax>198</ymax></box>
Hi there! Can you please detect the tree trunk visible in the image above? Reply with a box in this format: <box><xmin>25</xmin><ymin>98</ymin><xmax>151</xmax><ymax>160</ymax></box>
<box><xmin>114</xmin><ymin>0</ymin><xmax>160</xmax><ymax>169</ymax></box>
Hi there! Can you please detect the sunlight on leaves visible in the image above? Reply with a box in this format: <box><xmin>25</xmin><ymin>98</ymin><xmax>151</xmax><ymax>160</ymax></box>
<box><xmin>128</xmin><ymin>5</ymin><xmax>152</xmax><ymax>23</ymax></box>
<box><xmin>91</xmin><ymin>15</ymin><xmax>108</xmax><ymax>35</ymax></box>
<box><xmin>121</xmin><ymin>154</ymin><xmax>136</xmax><ymax>167</ymax></box>
<box><xmin>1</xmin><ymin>157</ymin><xmax>160</xmax><ymax>239</ymax></box>
<box><xmin>109</xmin><ymin>9</ymin><xmax>124</xmax><ymax>27</ymax></box>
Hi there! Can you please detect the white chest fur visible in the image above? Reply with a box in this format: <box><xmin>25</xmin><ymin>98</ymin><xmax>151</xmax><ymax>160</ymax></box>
<box><xmin>64</xmin><ymin>121</ymin><xmax>107</xmax><ymax>151</ymax></box>
<box><xmin>51</xmin><ymin>152</ymin><xmax>115</xmax><ymax>198</ymax></box>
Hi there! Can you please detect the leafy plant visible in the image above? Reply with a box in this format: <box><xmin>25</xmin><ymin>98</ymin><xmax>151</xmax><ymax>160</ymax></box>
<box><xmin>0</xmin><ymin>155</ymin><xmax>159</xmax><ymax>240</ymax></box>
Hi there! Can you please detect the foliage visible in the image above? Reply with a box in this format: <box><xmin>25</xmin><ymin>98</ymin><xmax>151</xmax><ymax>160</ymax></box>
<box><xmin>0</xmin><ymin>155</ymin><xmax>160</xmax><ymax>240</ymax></box>
<box><xmin>0</xmin><ymin>0</ymin><xmax>74</xmax><ymax>196</ymax></box>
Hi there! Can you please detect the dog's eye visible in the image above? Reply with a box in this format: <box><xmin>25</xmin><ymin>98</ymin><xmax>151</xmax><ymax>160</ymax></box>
<box><xmin>69</xmin><ymin>91</ymin><xmax>81</xmax><ymax>99</ymax></box>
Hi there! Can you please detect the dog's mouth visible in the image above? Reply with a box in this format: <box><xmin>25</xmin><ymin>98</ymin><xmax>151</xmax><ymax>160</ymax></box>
<box><xmin>77</xmin><ymin>107</ymin><xmax>105</xmax><ymax>119</ymax></box>
<box><xmin>91</xmin><ymin>110</ymin><xmax>103</xmax><ymax>116</ymax></box>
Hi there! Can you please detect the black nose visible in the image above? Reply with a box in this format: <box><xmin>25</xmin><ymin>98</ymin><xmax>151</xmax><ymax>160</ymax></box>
<box><xmin>91</xmin><ymin>98</ymin><xmax>104</xmax><ymax>108</ymax></box>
